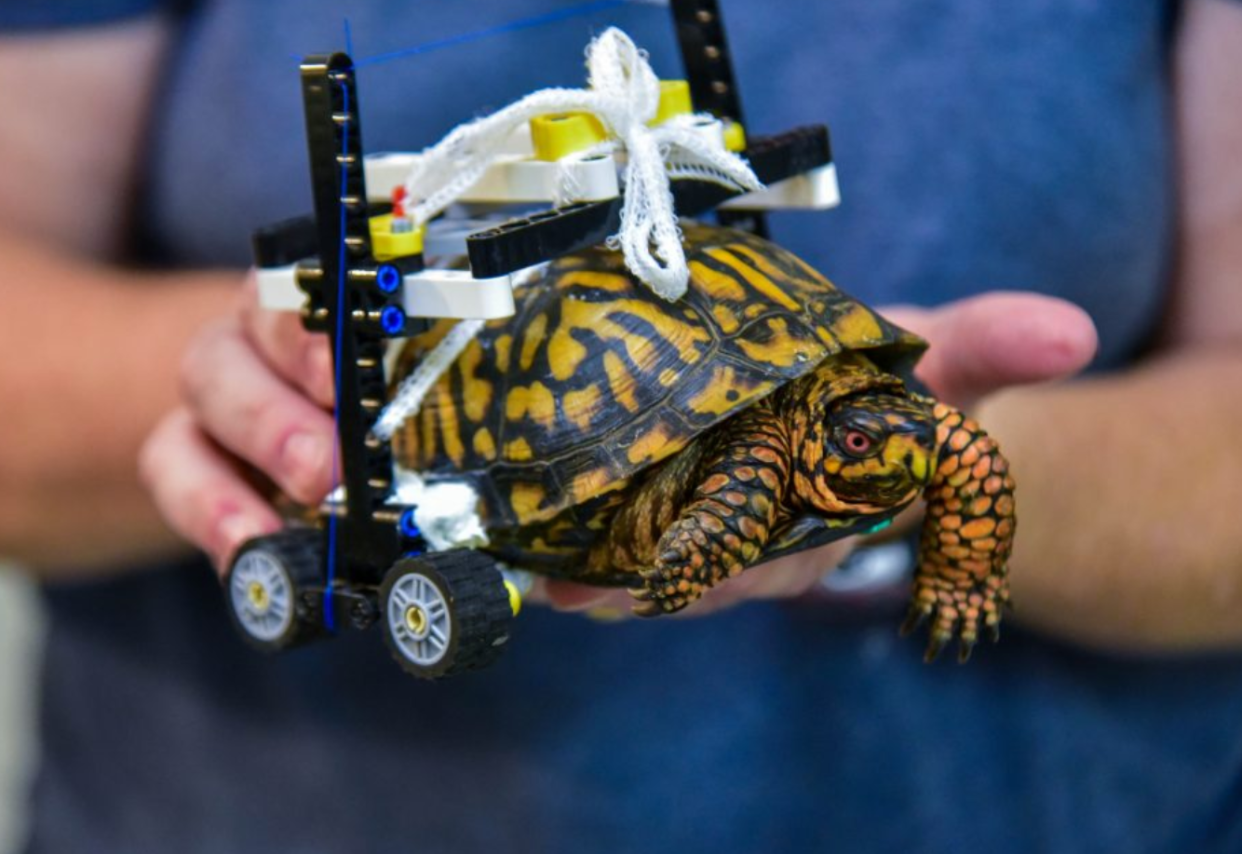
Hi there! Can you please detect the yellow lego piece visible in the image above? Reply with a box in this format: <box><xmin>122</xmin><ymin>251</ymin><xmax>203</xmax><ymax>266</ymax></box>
<box><xmin>530</xmin><ymin>112</ymin><xmax>609</xmax><ymax>161</ymax></box>
<box><xmin>652</xmin><ymin>79</ymin><xmax>693</xmax><ymax>125</ymax></box>
<box><xmin>504</xmin><ymin>580</ymin><xmax>523</xmax><ymax>616</ymax></box>
<box><xmin>369</xmin><ymin>215</ymin><xmax>425</xmax><ymax>260</ymax></box>
<box><xmin>723</xmin><ymin>120</ymin><xmax>747</xmax><ymax>152</ymax></box>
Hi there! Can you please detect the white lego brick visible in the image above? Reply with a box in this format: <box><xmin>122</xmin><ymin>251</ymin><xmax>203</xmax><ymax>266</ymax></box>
<box><xmin>468</xmin><ymin>154</ymin><xmax>619</xmax><ymax>203</ymax></box>
<box><xmin>257</xmin><ymin>264</ymin><xmax>516</xmax><ymax>321</ymax></box>
<box><xmin>364</xmin><ymin>151</ymin><xmax>620</xmax><ymax>206</ymax></box>
<box><xmin>403</xmin><ymin>269</ymin><xmax>516</xmax><ymax>319</ymax></box>
<box><xmin>255</xmin><ymin>264</ymin><xmax>304</xmax><ymax>311</ymax></box>
<box><xmin>720</xmin><ymin>163</ymin><xmax>840</xmax><ymax>211</ymax></box>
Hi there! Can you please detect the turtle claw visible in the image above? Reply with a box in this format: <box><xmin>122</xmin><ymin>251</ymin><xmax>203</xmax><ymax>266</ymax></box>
<box><xmin>628</xmin><ymin>585</ymin><xmax>686</xmax><ymax>618</ymax></box>
<box><xmin>630</xmin><ymin>597</ymin><xmax>664</xmax><ymax>618</ymax></box>
<box><xmin>956</xmin><ymin>638</ymin><xmax>975</xmax><ymax>665</ymax></box>
<box><xmin>923</xmin><ymin>634</ymin><xmax>947</xmax><ymax>664</ymax></box>
<box><xmin>899</xmin><ymin>606</ymin><xmax>929</xmax><ymax>638</ymax></box>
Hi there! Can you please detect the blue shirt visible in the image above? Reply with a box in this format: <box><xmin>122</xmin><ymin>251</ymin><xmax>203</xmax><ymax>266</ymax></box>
<box><xmin>11</xmin><ymin>1</ymin><xmax>1242</xmax><ymax>852</ymax></box>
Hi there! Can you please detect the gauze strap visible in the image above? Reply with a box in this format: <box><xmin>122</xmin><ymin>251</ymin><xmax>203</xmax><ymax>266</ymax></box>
<box><xmin>401</xmin><ymin>27</ymin><xmax>762</xmax><ymax>299</ymax></box>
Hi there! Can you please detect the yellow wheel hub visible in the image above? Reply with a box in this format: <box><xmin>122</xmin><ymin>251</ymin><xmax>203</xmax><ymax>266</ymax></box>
<box><xmin>404</xmin><ymin>604</ymin><xmax>428</xmax><ymax>635</ymax></box>
<box><xmin>247</xmin><ymin>581</ymin><xmax>270</xmax><ymax>612</ymax></box>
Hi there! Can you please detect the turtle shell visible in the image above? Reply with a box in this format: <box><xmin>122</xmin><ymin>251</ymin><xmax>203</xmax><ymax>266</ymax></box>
<box><xmin>392</xmin><ymin>223</ymin><xmax>926</xmax><ymax>534</ymax></box>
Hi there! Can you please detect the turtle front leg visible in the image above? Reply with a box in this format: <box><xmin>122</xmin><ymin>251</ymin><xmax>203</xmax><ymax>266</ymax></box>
<box><xmin>905</xmin><ymin>400</ymin><xmax>1016</xmax><ymax>663</ymax></box>
<box><xmin>631</xmin><ymin>412</ymin><xmax>789</xmax><ymax>616</ymax></box>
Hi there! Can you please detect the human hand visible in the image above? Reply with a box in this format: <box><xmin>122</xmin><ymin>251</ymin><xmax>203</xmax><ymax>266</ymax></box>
<box><xmin>141</xmin><ymin>284</ymin><xmax>1095</xmax><ymax>610</ymax></box>
<box><xmin>140</xmin><ymin>276</ymin><xmax>338</xmax><ymax>569</ymax></box>
<box><xmin>538</xmin><ymin>290</ymin><xmax>1098</xmax><ymax>618</ymax></box>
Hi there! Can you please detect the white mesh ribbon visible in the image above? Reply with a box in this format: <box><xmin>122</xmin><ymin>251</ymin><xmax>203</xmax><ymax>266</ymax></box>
<box><xmin>374</xmin><ymin>28</ymin><xmax>762</xmax><ymax>451</ymax></box>
<box><xmin>372</xmin><ymin>318</ymin><xmax>485</xmax><ymax>441</ymax></box>
<box><xmin>401</xmin><ymin>27</ymin><xmax>763</xmax><ymax>299</ymax></box>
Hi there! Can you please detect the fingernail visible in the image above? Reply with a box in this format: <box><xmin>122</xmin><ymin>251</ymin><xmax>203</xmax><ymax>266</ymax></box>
<box><xmin>283</xmin><ymin>432</ymin><xmax>329</xmax><ymax>498</ymax></box>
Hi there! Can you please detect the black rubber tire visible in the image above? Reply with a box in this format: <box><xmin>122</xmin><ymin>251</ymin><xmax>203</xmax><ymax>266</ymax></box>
<box><xmin>378</xmin><ymin>550</ymin><xmax>513</xmax><ymax>679</ymax></box>
<box><xmin>224</xmin><ymin>529</ymin><xmax>328</xmax><ymax>653</ymax></box>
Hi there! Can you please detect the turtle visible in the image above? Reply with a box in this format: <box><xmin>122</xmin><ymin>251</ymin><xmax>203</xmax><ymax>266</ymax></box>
<box><xmin>392</xmin><ymin>223</ymin><xmax>1015</xmax><ymax>662</ymax></box>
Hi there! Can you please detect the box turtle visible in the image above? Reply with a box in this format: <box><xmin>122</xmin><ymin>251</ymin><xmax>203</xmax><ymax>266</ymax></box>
<box><xmin>393</xmin><ymin>224</ymin><xmax>1015</xmax><ymax>661</ymax></box>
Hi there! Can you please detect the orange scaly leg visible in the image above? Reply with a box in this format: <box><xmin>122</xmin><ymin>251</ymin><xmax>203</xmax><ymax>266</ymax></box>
<box><xmin>904</xmin><ymin>400</ymin><xmax>1016</xmax><ymax>663</ymax></box>
<box><xmin>631</xmin><ymin>411</ymin><xmax>789</xmax><ymax>616</ymax></box>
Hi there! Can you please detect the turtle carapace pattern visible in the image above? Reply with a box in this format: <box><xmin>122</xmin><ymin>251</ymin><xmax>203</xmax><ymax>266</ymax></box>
<box><xmin>393</xmin><ymin>225</ymin><xmax>1015</xmax><ymax>662</ymax></box>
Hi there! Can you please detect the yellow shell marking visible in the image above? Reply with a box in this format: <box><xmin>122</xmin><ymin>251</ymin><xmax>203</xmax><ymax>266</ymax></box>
<box><xmin>563</xmin><ymin>384</ymin><xmax>602</xmax><ymax>430</ymax></box>
<box><xmin>706</xmin><ymin>248</ymin><xmax>801</xmax><ymax>312</ymax></box>
<box><xmin>626</xmin><ymin>423</ymin><xmax>673</xmax><ymax>465</ymax></box>
<box><xmin>493</xmin><ymin>333</ymin><xmax>513</xmax><ymax>373</ymax></box>
<box><xmin>729</xmin><ymin>242</ymin><xmax>824</xmax><ymax>292</ymax></box>
<box><xmin>419</xmin><ymin>405</ymin><xmax>436</xmax><ymax>463</ymax></box>
<box><xmin>556</xmin><ymin>270</ymin><xmax>632</xmax><ymax>292</ymax></box>
<box><xmin>686</xmin><ymin>366</ymin><xmax>774</xmax><ymax>416</ymax></box>
<box><xmin>547</xmin><ymin>324</ymin><xmax>590</xmax><ymax>381</ymax></box>
<box><xmin>505</xmin><ymin>382</ymin><xmax>557</xmax><ymax>430</ymax></box>
<box><xmin>689</xmin><ymin>259</ymin><xmax>747</xmax><ymax>301</ymax></box>
<box><xmin>736</xmin><ymin>317</ymin><xmax>822</xmax><ymax>369</ymax></box>
<box><xmin>603</xmin><ymin>351</ymin><xmax>639</xmax><ymax>413</ymax></box>
<box><xmin>458</xmin><ymin>344</ymin><xmax>491</xmax><ymax>422</ymax></box>
<box><xmin>472</xmin><ymin>427</ymin><xmax>497</xmax><ymax>459</ymax></box>
<box><xmin>571</xmin><ymin>467</ymin><xmax>622</xmax><ymax>502</ymax></box>
<box><xmin>567</xmin><ymin>298</ymin><xmax>709</xmax><ymax>370</ymax></box>
<box><xmin>833</xmin><ymin>304</ymin><xmax>884</xmax><ymax>347</ymax></box>
<box><xmin>520</xmin><ymin>313</ymin><xmax>548</xmax><ymax>371</ymax></box>
<box><xmin>504</xmin><ymin>436</ymin><xmax>534</xmax><ymax>461</ymax></box>
<box><xmin>711</xmin><ymin>303</ymin><xmax>741</xmax><ymax>334</ymax></box>
<box><xmin>509</xmin><ymin>482</ymin><xmax>547</xmax><ymax>520</ymax></box>
<box><xmin>434</xmin><ymin>384</ymin><xmax>466</xmax><ymax>466</ymax></box>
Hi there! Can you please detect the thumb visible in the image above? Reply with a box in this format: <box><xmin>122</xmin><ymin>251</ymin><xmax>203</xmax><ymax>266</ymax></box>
<box><xmin>881</xmin><ymin>291</ymin><xmax>1098</xmax><ymax>409</ymax></box>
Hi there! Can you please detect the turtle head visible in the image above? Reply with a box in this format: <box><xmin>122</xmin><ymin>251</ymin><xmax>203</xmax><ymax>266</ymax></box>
<box><xmin>794</xmin><ymin>390</ymin><xmax>937</xmax><ymax>515</ymax></box>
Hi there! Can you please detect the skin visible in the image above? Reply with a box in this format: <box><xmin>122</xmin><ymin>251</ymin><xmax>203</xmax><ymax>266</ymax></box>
<box><xmin>0</xmin><ymin>19</ymin><xmax>240</xmax><ymax>574</ymax></box>
<box><xmin>5</xmin><ymin>3</ymin><xmax>1240</xmax><ymax>657</ymax></box>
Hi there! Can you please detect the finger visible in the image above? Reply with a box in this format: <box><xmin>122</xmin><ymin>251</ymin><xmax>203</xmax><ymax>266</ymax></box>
<box><xmin>140</xmin><ymin>408</ymin><xmax>283</xmax><ymax>573</ymax></box>
<box><xmin>883</xmin><ymin>292</ymin><xmax>1098</xmax><ymax>409</ymax></box>
<box><xmin>240</xmin><ymin>274</ymin><xmax>335</xmax><ymax>408</ymax></box>
<box><xmin>681</xmin><ymin>540</ymin><xmax>853</xmax><ymax>616</ymax></box>
<box><xmin>541</xmin><ymin>540</ymin><xmax>854</xmax><ymax>619</ymax></box>
<box><xmin>180</xmin><ymin>318</ymin><xmax>337</xmax><ymax>505</ymax></box>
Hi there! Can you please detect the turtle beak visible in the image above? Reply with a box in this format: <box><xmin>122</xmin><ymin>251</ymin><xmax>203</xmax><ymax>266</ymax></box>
<box><xmin>883</xmin><ymin>412</ymin><xmax>938</xmax><ymax>488</ymax></box>
<box><xmin>880</xmin><ymin>430</ymin><xmax>935</xmax><ymax>488</ymax></box>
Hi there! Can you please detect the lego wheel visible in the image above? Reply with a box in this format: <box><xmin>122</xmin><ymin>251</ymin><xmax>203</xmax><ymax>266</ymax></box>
<box><xmin>225</xmin><ymin>530</ymin><xmax>326</xmax><ymax>652</ymax></box>
<box><xmin>379</xmin><ymin>550</ymin><xmax>513</xmax><ymax>679</ymax></box>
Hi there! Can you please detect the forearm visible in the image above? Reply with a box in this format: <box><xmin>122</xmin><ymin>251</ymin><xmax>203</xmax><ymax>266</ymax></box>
<box><xmin>978</xmin><ymin>345</ymin><xmax>1242</xmax><ymax>652</ymax></box>
<box><xmin>0</xmin><ymin>232</ymin><xmax>240</xmax><ymax>577</ymax></box>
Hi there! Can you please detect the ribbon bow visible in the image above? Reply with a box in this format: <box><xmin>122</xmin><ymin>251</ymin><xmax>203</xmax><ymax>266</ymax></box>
<box><xmin>401</xmin><ymin>27</ymin><xmax>763</xmax><ymax>300</ymax></box>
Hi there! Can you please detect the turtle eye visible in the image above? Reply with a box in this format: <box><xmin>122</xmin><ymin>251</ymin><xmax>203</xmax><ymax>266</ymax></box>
<box><xmin>841</xmin><ymin>429</ymin><xmax>875</xmax><ymax>457</ymax></box>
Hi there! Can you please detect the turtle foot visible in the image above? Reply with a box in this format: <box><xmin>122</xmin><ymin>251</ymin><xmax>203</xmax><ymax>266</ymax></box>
<box><xmin>903</xmin><ymin>575</ymin><xmax>1009</xmax><ymax>664</ymax></box>
<box><xmin>629</xmin><ymin>542</ymin><xmax>716</xmax><ymax>617</ymax></box>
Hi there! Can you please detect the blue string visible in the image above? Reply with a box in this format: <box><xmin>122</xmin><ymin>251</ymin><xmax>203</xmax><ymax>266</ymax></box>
<box><xmin>353</xmin><ymin>0</ymin><xmax>629</xmax><ymax>68</ymax></box>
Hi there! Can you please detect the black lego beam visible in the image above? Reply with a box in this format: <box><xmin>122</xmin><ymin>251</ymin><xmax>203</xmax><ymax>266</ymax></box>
<box><xmin>466</xmin><ymin>124</ymin><xmax>832</xmax><ymax>279</ymax></box>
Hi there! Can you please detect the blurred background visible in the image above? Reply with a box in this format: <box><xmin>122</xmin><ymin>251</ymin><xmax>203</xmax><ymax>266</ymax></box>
<box><xmin>0</xmin><ymin>567</ymin><xmax>41</xmax><ymax>854</ymax></box>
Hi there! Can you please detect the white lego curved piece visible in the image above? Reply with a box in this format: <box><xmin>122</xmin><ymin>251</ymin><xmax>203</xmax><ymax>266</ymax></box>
<box><xmin>720</xmin><ymin>163</ymin><xmax>841</xmax><ymax>211</ymax></box>
<box><xmin>402</xmin><ymin>269</ymin><xmax>516</xmax><ymax>320</ymax></box>
<box><xmin>365</xmin><ymin>152</ymin><xmax>620</xmax><ymax>206</ymax></box>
